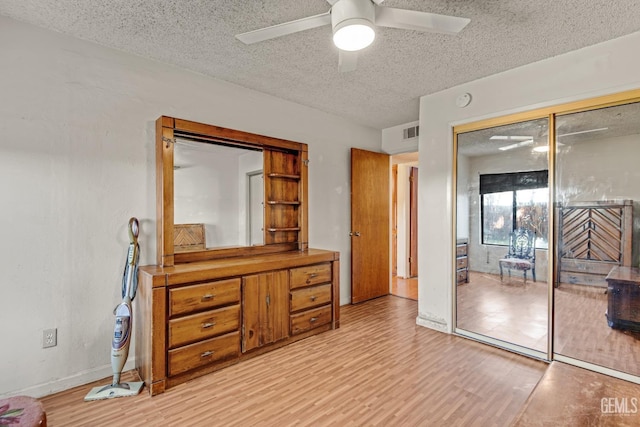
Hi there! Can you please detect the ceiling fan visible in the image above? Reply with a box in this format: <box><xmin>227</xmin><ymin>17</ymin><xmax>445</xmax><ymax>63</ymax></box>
<box><xmin>235</xmin><ymin>0</ymin><xmax>470</xmax><ymax>72</ymax></box>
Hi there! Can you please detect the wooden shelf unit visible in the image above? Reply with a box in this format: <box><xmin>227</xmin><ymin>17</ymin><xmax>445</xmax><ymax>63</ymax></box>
<box><xmin>264</xmin><ymin>149</ymin><xmax>306</xmax><ymax>246</ymax></box>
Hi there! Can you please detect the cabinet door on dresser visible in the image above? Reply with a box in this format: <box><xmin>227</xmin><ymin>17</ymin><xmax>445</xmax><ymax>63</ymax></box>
<box><xmin>242</xmin><ymin>270</ymin><xmax>289</xmax><ymax>353</ymax></box>
<box><xmin>289</xmin><ymin>263</ymin><xmax>333</xmax><ymax>335</ymax></box>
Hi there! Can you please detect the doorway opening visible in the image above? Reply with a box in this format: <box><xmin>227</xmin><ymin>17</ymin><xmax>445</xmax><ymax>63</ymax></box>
<box><xmin>392</xmin><ymin>152</ymin><xmax>419</xmax><ymax>300</ymax></box>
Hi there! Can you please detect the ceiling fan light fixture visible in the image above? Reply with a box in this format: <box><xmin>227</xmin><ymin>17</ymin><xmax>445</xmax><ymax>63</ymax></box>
<box><xmin>333</xmin><ymin>19</ymin><xmax>375</xmax><ymax>51</ymax></box>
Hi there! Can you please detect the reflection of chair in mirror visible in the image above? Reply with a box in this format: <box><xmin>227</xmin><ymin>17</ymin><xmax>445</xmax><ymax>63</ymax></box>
<box><xmin>174</xmin><ymin>223</ymin><xmax>205</xmax><ymax>252</ymax></box>
<box><xmin>499</xmin><ymin>228</ymin><xmax>536</xmax><ymax>284</ymax></box>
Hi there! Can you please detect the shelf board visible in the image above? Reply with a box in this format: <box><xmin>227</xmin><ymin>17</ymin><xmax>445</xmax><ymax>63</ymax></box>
<box><xmin>267</xmin><ymin>173</ymin><xmax>300</xmax><ymax>180</ymax></box>
<box><xmin>266</xmin><ymin>200</ymin><xmax>301</xmax><ymax>205</ymax></box>
<box><xmin>267</xmin><ymin>227</ymin><xmax>301</xmax><ymax>232</ymax></box>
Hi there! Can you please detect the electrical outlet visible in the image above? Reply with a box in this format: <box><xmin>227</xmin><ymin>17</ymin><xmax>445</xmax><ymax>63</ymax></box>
<box><xmin>43</xmin><ymin>328</ymin><xmax>57</xmax><ymax>348</ymax></box>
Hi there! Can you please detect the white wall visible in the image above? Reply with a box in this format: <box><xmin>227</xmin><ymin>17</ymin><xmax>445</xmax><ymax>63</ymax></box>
<box><xmin>556</xmin><ymin>133</ymin><xmax>640</xmax><ymax>266</ymax></box>
<box><xmin>417</xmin><ymin>30</ymin><xmax>640</xmax><ymax>332</ymax></box>
<box><xmin>238</xmin><ymin>151</ymin><xmax>264</xmax><ymax>246</ymax></box>
<box><xmin>456</xmin><ymin>154</ymin><xmax>470</xmax><ymax>240</ymax></box>
<box><xmin>382</xmin><ymin>120</ymin><xmax>419</xmax><ymax>154</ymax></box>
<box><xmin>0</xmin><ymin>16</ymin><xmax>380</xmax><ymax>397</ymax></box>
<box><xmin>174</xmin><ymin>144</ymin><xmax>241</xmax><ymax>247</ymax></box>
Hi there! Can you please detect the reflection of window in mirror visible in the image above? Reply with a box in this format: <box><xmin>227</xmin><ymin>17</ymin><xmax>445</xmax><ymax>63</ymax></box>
<box><xmin>479</xmin><ymin>170</ymin><xmax>549</xmax><ymax>249</ymax></box>
<box><xmin>457</xmin><ymin>118</ymin><xmax>550</xmax><ymax>252</ymax></box>
<box><xmin>173</xmin><ymin>138</ymin><xmax>264</xmax><ymax>249</ymax></box>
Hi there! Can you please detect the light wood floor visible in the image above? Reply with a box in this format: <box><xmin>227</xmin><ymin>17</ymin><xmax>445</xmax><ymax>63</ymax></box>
<box><xmin>457</xmin><ymin>271</ymin><xmax>640</xmax><ymax>376</ymax></box>
<box><xmin>391</xmin><ymin>275</ymin><xmax>417</xmax><ymax>300</ymax></box>
<box><xmin>42</xmin><ymin>296</ymin><xmax>548</xmax><ymax>426</ymax></box>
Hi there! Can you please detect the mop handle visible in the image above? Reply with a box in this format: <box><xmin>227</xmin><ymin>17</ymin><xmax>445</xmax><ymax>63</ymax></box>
<box><xmin>123</xmin><ymin>218</ymin><xmax>140</xmax><ymax>301</ymax></box>
<box><xmin>128</xmin><ymin>217</ymin><xmax>139</xmax><ymax>253</ymax></box>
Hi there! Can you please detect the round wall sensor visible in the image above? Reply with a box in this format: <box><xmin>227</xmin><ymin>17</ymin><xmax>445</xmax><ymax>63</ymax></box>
<box><xmin>456</xmin><ymin>93</ymin><xmax>472</xmax><ymax>108</ymax></box>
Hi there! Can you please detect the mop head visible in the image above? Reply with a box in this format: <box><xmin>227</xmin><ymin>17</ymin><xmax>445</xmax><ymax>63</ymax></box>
<box><xmin>84</xmin><ymin>381</ymin><xmax>144</xmax><ymax>401</ymax></box>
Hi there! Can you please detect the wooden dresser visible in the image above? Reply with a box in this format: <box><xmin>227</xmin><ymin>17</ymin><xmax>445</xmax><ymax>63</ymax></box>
<box><xmin>141</xmin><ymin>116</ymin><xmax>339</xmax><ymax>395</ymax></box>
<box><xmin>605</xmin><ymin>266</ymin><xmax>640</xmax><ymax>332</ymax></box>
<box><xmin>135</xmin><ymin>249</ymin><xmax>339</xmax><ymax>395</ymax></box>
<box><xmin>456</xmin><ymin>240</ymin><xmax>469</xmax><ymax>284</ymax></box>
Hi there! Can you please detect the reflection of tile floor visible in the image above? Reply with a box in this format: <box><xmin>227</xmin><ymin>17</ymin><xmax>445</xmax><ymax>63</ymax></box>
<box><xmin>457</xmin><ymin>272</ymin><xmax>548</xmax><ymax>351</ymax></box>
<box><xmin>458</xmin><ymin>271</ymin><xmax>640</xmax><ymax>376</ymax></box>
<box><xmin>515</xmin><ymin>362</ymin><xmax>640</xmax><ymax>426</ymax></box>
<box><xmin>555</xmin><ymin>282</ymin><xmax>640</xmax><ymax>376</ymax></box>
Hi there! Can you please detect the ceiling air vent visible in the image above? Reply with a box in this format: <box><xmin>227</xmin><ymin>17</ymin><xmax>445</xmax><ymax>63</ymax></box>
<box><xmin>403</xmin><ymin>125</ymin><xmax>419</xmax><ymax>140</ymax></box>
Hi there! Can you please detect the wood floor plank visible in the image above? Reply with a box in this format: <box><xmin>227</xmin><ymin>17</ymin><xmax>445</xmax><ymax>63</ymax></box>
<box><xmin>40</xmin><ymin>296</ymin><xmax>549</xmax><ymax>426</ymax></box>
<box><xmin>391</xmin><ymin>276</ymin><xmax>418</xmax><ymax>300</ymax></box>
<box><xmin>37</xmin><ymin>294</ymin><xmax>640</xmax><ymax>425</ymax></box>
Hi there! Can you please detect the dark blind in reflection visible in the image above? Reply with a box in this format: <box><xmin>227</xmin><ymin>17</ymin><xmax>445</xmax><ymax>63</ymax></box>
<box><xmin>480</xmin><ymin>170</ymin><xmax>548</xmax><ymax>194</ymax></box>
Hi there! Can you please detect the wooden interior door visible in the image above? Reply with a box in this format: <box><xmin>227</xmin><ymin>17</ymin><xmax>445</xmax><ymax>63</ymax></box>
<box><xmin>409</xmin><ymin>167</ymin><xmax>418</xmax><ymax>277</ymax></box>
<box><xmin>350</xmin><ymin>148</ymin><xmax>390</xmax><ymax>304</ymax></box>
<box><xmin>392</xmin><ymin>165</ymin><xmax>398</xmax><ymax>277</ymax></box>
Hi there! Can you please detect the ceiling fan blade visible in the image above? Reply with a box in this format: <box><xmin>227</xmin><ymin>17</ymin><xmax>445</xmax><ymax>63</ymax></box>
<box><xmin>339</xmin><ymin>50</ymin><xmax>358</xmax><ymax>73</ymax></box>
<box><xmin>375</xmin><ymin>6</ymin><xmax>470</xmax><ymax>35</ymax></box>
<box><xmin>236</xmin><ymin>12</ymin><xmax>331</xmax><ymax>44</ymax></box>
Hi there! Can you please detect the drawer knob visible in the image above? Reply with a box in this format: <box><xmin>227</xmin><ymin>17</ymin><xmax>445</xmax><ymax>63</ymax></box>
<box><xmin>310</xmin><ymin>296</ymin><xmax>317</xmax><ymax>301</ymax></box>
<box><xmin>201</xmin><ymin>351</ymin><xmax>215</xmax><ymax>358</ymax></box>
<box><xmin>201</xmin><ymin>294</ymin><xmax>215</xmax><ymax>301</ymax></box>
<box><xmin>309</xmin><ymin>273</ymin><xmax>318</xmax><ymax>278</ymax></box>
<box><xmin>202</xmin><ymin>322</ymin><xmax>216</xmax><ymax>329</ymax></box>
<box><xmin>310</xmin><ymin>317</ymin><xmax>318</xmax><ymax>322</ymax></box>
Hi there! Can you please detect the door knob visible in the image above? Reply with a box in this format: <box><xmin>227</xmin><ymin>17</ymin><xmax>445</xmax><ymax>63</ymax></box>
<box><xmin>349</xmin><ymin>231</ymin><xmax>361</xmax><ymax>237</ymax></box>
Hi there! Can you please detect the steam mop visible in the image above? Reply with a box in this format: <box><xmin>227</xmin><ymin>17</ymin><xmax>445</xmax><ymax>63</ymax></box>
<box><xmin>84</xmin><ymin>218</ymin><xmax>145</xmax><ymax>401</ymax></box>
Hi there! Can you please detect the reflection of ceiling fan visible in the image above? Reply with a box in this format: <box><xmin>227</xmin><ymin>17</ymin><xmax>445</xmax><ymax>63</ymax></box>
<box><xmin>493</xmin><ymin>127</ymin><xmax>609</xmax><ymax>151</ymax></box>
<box><xmin>235</xmin><ymin>0</ymin><xmax>470</xmax><ymax>72</ymax></box>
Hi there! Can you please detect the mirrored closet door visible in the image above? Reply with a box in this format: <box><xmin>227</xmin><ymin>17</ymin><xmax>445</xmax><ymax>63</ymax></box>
<box><xmin>454</xmin><ymin>90</ymin><xmax>640</xmax><ymax>382</ymax></box>
<box><xmin>553</xmin><ymin>101</ymin><xmax>640</xmax><ymax>376</ymax></box>
<box><xmin>455</xmin><ymin>118</ymin><xmax>550</xmax><ymax>356</ymax></box>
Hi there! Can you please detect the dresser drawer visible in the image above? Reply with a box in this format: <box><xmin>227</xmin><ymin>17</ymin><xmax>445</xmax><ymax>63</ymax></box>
<box><xmin>169</xmin><ymin>278</ymin><xmax>240</xmax><ymax>317</ymax></box>
<box><xmin>168</xmin><ymin>305</ymin><xmax>240</xmax><ymax>349</ymax></box>
<box><xmin>290</xmin><ymin>304</ymin><xmax>331</xmax><ymax>335</ymax></box>
<box><xmin>456</xmin><ymin>244</ymin><xmax>467</xmax><ymax>257</ymax></box>
<box><xmin>457</xmin><ymin>269</ymin><xmax>468</xmax><ymax>284</ymax></box>
<box><xmin>168</xmin><ymin>331</ymin><xmax>239</xmax><ymax>376</ymax></box>
<box><xmin>290</xmin><ymin>284</ymin><xmax>332</xmax><ymax>312</ymax></box>
<box><xmin>456</xmin><ymin>256</ymin><xmax>468</xmax><ymax>270</ymax></box>
<box><xmin>290</xmin><ymin>263</ymin><xmax>332</xmax><ymax>289</ymax></box>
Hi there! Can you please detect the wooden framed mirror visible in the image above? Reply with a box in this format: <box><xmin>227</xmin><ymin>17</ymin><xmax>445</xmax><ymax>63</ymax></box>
<box><xmin>156</xmin><ymin>116</ymin><xmax>308</xmax><ymax>266</ymax></box>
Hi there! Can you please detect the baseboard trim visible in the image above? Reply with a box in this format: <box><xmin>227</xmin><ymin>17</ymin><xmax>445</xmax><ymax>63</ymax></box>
<box><xmin>1</xmin><ymin>359</ymin><xmax>137</xmax><ymax>399</ymax></box>
<box><xmin>416</xmin><ymin>312</ymin><xmax>449</xmax><ymax>333</ymax></box>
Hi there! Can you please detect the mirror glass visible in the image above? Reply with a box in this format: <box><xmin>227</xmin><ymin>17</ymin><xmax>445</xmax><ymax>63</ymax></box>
<box><xmin>456</xmin><ymin>118</ymin><xmax>549</xmax><ymax>354</ymax></box>
<box><xmin>554</xmin><ymin>101</ymin><xmax>640</xmax><ymax>376</ymax></box>
<box><xmin>174</xmin><ymin>138</ymin><xmax>264</xmax><ymax>251</ymax></box>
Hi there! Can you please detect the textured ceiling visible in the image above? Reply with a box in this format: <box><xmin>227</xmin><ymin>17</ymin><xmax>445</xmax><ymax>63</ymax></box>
<box><xmin>2</xmin><ymin>0</ymin><xmax>640</xmax><ymax>130</ymax></box>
